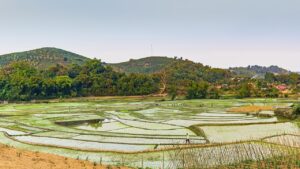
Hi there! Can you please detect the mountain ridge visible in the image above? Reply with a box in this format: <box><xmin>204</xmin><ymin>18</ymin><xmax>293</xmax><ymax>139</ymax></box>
<box><xmin>229</xmin><ymin>65</ymin><xmax>290</xmax><ymax>78</ymax></box>
<box><xmin>110</xmin><ymin>56</ymin><xmax>292</xmax><ymax>77</ymax></box>
<box><xmin>0</xmin><ymin>48</ymin><xmax>293</xmax><ymax>77</ymax></box>
<box><xmin>0</xmin><ymin>47</ymin><xmax>90</xmax><ymax>68</ymax></box>
<box><xmin>110</xmin><ymin>56</ymin><xmax>175</xmax><ymax>73</ymax></box>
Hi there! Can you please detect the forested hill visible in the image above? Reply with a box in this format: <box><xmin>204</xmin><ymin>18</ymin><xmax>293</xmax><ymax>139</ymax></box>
<box><xmin>157</xmin><ymin>59</ymin><xmax>232</xmax><ymax>94</ymax></box>
<box><xmin>0</xmin><ymin>47</ymin><xmax>299</xmax><ymax>101</ymax></box>
<box><xmin>0</xmin><ymin>47</ymin><xmax>293</xmax><ymax>77</ymax></box>
<box><xmin>110</xmin><ymin>56</ymin><xmax>174</xmax><ymax>73</ymax></box>
<box><xmin>230</xmin><ymin>65</ymin><xmax>290</xmax><ymax>78</ymax></box>
<box><xmin>0</xmin><ymin>48</ymin><xmax>90</xmax><ymax>68</ymax></box>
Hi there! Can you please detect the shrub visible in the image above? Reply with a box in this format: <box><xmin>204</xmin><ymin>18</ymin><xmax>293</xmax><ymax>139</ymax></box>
<box><xmin>293</xmin><ymin>104</ymin><xmax>300</xmax><ymax>115</ymax></box>
<box><xmin>236</xmin><ymin>83</ymin><xmax>251</xmax><ymax>98</ymax></box>
<box><xmin>186</xmin><ymin>81</ymin><xmax>209</xmax><ymax>99</ymax></box>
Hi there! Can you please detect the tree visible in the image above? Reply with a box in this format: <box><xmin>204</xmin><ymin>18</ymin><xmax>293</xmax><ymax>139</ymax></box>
<box><xmin>186</xmin><ymin>81</ymin><xmax>209</xmax><ymax>99</ymax></box>
<box><xmin>265</xmin><ymin>72</ymin><xmax>276</xmax><ymax>83</ymax></box>
<box><xmin>207</xmin><ymin>87</ymin><xmax>220</xmax><ymax>99</ymax></box>
<box><xmin>117</xmin><ymin>74</ymin><xmax>159</xmax><ymax>96</ymax></box>
<box><xmin>264</xmin><ymin>87</ymin><xmax>279</xmax><ymax>98</ymax></box>
<box><xmin>0</xmin><ymin>61</ymin><xmax>38</xmax><ymax>100</ymax></box>
<box><xmin>237</xmin><ymin>83</ymin><xmax>251</xmax><ymax>98</ymax></box>
<box><xmin>292</xmin><ymin>104</ymin><xmax>300</xmax><ymax>115</ymax></box>
<box><xmin>168</xmin><ymin>85</ymin><xmax>178</xmax><ymax>100</ymax></box>
<box><xmin>54</xmin><ymin>76</ymin><xmax>74</xmax><ymax>97</ymax></box>
<box><xmin>68</xmin><ymin>64</ymin><xmax>81</xmax><ymax>78</ymax></box>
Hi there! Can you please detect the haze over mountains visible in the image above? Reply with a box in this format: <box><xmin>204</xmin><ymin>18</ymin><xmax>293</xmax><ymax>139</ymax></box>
<box><xmin>0</xmin><ymin>47</ymin><xmax>293</xmax><ymax>78</ymax></box>
<box><xmin>229</xmin><ymin>66</ymin><xmax>291</xmax><ymax>78</ymax></box>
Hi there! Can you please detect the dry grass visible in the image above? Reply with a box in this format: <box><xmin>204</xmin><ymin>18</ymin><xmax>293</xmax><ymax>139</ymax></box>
<box><xmin>227</xmin><ymin>106</ymin><xmax>274</xmax><ymax>113</ymax></box>
<box><xmin>214</xmin><ymin>154</ymin><xmax>300</xmax><ymax>169</ymax></box>
<box><xmin>167</xmin><ymin>140</ymin><xmax>300</xmax><ymax>169</ymax></box>
<box><xmin>0</xmin><ymin>144</ymin><xmax>129</xmax><ymax>169</ymax></box>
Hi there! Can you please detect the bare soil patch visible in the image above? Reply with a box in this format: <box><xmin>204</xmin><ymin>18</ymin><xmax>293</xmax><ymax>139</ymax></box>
<box><xmin>0</xmin><ymin>144</ymin><xmax>128</xmax><ymax>169</ymax></box>
<box><xmin>228</xmin><ymin>106</ymin><xmax>274</xmax><ymax>113</ymax></box>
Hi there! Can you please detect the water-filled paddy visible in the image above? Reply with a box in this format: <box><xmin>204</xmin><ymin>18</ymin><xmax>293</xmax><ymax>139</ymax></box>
<box><xmin>0</xmin><ymin>97</ymin><xmax>298</xmax><ymax>168</ymax></box>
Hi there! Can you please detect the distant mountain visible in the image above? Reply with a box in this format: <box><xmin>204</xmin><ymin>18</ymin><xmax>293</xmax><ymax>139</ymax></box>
<box><xmin>110</xmin><ymin>56</ymin><xmax>175</xmax><ymax>73</ymax></box>
<box><xmin>0</xmin><ymin>47</ymin><xmax>90</xmax><ymax>68</ymax></box>
<box><xmin>0</xmin><ymin>48</ymin><xmax>293</xmax><ymax>79</ymax></box>
<box><xmin>229</xmin><ymin>65</ymin><xmax>290</xmax><ymax>78</ymax></box>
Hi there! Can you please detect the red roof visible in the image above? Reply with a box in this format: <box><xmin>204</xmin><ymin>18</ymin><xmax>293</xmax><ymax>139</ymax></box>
<box><xmin>276</xmin><ymin>85</ymin><xmax>287</xmax><ymax>91</ymax></box>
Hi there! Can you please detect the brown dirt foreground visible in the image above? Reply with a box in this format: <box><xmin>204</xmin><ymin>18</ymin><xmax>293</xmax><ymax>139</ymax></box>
<box><xmin>0</xmin><ymin>144</ymin><xmax>129</xmax><ymax>169</ymax></box>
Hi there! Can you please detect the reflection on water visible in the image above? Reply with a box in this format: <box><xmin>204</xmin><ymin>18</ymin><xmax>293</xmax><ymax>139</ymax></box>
<box><xmin>55</xmin><ymin>119</ymin><xmax>103</xmax><ymax>129</ymax></box>
<box><xmin>84</xmin><ymin>121</ymin><xmax>102</xmax><ymax>129</ymax></box>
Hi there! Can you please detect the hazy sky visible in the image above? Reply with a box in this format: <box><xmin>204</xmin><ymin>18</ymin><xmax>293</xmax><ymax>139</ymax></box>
<box><xmin>0</xmin><ymin>0</ymin><xmax>299</xmax><ymax>71</ymax></box>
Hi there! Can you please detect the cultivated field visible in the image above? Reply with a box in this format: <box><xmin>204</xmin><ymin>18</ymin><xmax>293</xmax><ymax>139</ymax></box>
<box><xmin>0</xmin><ymin>97</ymin><xmax>299</xmax><ymax>168</ymax></box>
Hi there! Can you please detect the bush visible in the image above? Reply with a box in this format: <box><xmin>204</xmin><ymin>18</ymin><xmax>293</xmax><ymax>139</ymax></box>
<box><xmin>274</xmin><ymin>108</ymin><xmax>295</xmax><ymax>119</ymax></box>
<box><xmin>186</xmin><ymin>81</ymin><xmax>209</xmax><ymax>99</ymax></box>
<box><xmin>207</xmin><ymin>87</ymin><xmax>220</xmax><ymax>99</ymax></box>
<box><xmin>293</xmin><ymin>104</ymin><xmax>300</xmax><ymax>115</ymax></box>
<box><xmin>236</xmin><ymin>83</ymin><xmax>251</xmax><ymax>98</ymax></box>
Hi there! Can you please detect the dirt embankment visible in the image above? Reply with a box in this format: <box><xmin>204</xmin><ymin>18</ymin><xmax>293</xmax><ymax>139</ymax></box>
<box><xmin>0</xmin><ymin>144</ymin><xmax>128</xmax><ymax>169</ymax></box>
<box><xmin>228</xmin><ymin>105</ymin><xmax>274</xmax><ymax>113</ymax></box>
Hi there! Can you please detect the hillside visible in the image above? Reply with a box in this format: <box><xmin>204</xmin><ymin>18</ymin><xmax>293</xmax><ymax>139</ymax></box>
<box><xmin>230</xmin><ymin>65</ymin><xmax>290</xmax><ymax>78</ymax></box>
<box><xmin>155</xmin><ymin>59</ymin><xmax>232</xmax><ymax>94</ymax></box>
<box><xmin>110</xmin><ymin>56</ymin><xmax>174</xmax><ymax>73</ymax></box>
<box><xmin>0</xmin><ymin>47</ymin><xmax>90</xmax><ymax>68</ymax></box>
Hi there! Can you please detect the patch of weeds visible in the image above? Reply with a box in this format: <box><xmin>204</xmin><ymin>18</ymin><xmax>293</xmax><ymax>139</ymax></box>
<box><xmin>188</xmin><ymin>125</ymin><xmax>207</xmax><ymax>139</ymax></box>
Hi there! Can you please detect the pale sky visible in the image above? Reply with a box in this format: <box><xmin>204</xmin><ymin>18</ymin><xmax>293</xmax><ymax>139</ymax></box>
<box><xmin>0</xmin><ymin>0</ymin><xmax>299</xmax><ymax>71</ymax></box>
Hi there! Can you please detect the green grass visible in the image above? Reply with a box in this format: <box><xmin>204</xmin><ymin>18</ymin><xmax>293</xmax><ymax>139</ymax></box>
<box><xmin>295</xmin><ymin>118</ymin><xmax>300</xmax><ymax>128</ymax></box>
<box><xmin>217</xmin><ymin>154</ymin><xmax>300</xmax><ymax>169</ymax></box>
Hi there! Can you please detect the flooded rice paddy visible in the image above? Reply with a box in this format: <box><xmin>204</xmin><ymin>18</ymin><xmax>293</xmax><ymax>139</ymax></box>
<box><xmin>0</xmin><ymin>97</ymin><xmax>298</xmax><ymax>168</ymax></box>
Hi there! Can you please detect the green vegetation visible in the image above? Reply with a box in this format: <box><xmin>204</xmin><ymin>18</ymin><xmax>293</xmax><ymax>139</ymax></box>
<box><xmin>292</xmin><ymin>104</ymin><xmax>300</xmax><ymax>127</ymax></box>
<box><xmin>0</xmin><ymin>48</ymin><xmax>299</xmax><ymax>169</ymax></box>
<box><xmin>237</xmin><ymin>83</ymin><xmax>252</xmax><ymax>98</ymax></box>
<box><xmin>0</xmin><ymin>48</ymin><xmax>300</xmax><ymax>101</ymax></box>
<box><xmin>0</xmin><ymin>60</ymin><xmax>159</xmax><ymax>101</ymax></box>
<box><xmin>230</xmin><ymin>65</ymin><xmax>290</xmax><ymax>78</ymax></box>
<box><xmin>293</xmin><ymin>104</ymin><xmax>300</xmax><ymax>115</ymax></box>
<box><xmin>186</xmin><ymin>81</ymin><xmax>209</xmax><ymax>99</ymax></box>
<box><xmin>157</xmin><ymin>58</ymin><xmax>231</xmax><ymax>95</ymax></box>
<box><xmin>217</xmin><ymin>155</ymin><xmax>300</xmax><ymax>169</ymax></box>
<box><xmin>0</xmin><ymin>47</ymin><xmax>89</xmax><ymax>68</ymax></box>
<box><xmin>110</xmin><ymin>56</ymin><xmax>174</xmax><ymax>74</ymax></box>
<box><xmin>168</xmin><ymin>141</ymin><xmax>300</xmax><ymax>169</ymax></box>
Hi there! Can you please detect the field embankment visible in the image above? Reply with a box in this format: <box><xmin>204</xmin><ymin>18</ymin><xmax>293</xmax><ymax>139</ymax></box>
<box><xmin>227</xmin><ymin>105</ymin><xmax>274</xmax><ymax>113</ymax></box>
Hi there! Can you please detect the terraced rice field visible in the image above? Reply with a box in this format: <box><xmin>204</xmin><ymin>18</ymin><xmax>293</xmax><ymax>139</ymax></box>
<box><xmin>0</xmin><ymin>97</ymin><xmax>298</xmax><ymax>168</ymax></box>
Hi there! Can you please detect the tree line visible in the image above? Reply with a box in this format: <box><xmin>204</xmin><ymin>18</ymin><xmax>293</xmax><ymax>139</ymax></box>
<box><xmin>0</xmin><ymin>60</ymin><xmax>159</xmax><ymax>101</ymax></box>
<box><xmin>0</xmin><ymin>59</ymin><xmax>299</xmax><ymax>101</ymax></box>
